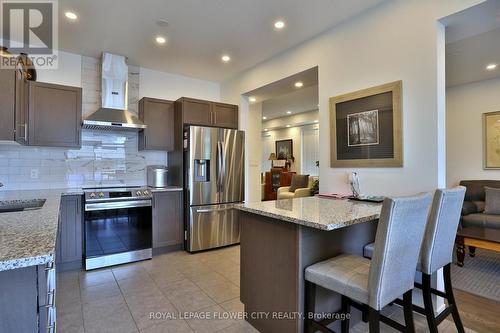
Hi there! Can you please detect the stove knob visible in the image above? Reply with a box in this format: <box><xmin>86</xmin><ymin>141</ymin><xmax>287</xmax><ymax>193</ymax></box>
<box><xmin>89</xmin><ymin>192</ymin><xmax>96</xmax><ymax>199</ymax></box>
<box><xmin>99</xmin><ymin>192</ymin><xmax>105</xmax><ymax>198</ymax></box>
<box><xmin>136</xmin><ymin>190</ymin><xmax>141</xmax><ymax>196</ymax></box>
<box><xmin>144</xmin><ymin>190</ymin><xmax>149</xmax><ymax>196</ymax></box>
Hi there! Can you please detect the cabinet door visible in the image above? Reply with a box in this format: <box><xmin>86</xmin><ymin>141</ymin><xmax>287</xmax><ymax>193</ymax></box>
<box><xmin>56</xmin><ymin>195</ymin><xmax>83</xmax><ymax>265</ymax></box>
<box><xmin>139</xmin><ymin>98</ymin><xmax>174</xmax><ymax>151</ymax></box>
<box><xmin>0</xmin><ymin>266</ymin><xmax>39</xmax><ymax>333</ymax></box>
<box><xmin>153</xmin><ymin>191</ymin><xmax>183</xmax><ymax>248</ymax></box>
<box><xmin>28</xmin><ymin>81</ymin><xmax>82</xmax><ymax>148</ymax></box>
<box><xmin>181</xmin><ymin>98</ymin><xmax>212</xmax><ymax>126</ymax></box>
<box><xmin>212</xmin><ymin>103</ymin><xmax>238</xmax><ymax>129</ymax></box>
<box><xmin>0</xmin><ymin>61</ymin><xmax>15</xmax><ymax>140</ymax></box>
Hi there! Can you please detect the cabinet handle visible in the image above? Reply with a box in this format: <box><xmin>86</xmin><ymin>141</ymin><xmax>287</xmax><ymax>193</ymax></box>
<box><xmin>214</xmin><ymin>112</ymin><xmax>217</xmax><ymax>124</ymax></box>
<box><xmin>18</xmin><ymin>123</ymin><xmax>28</xmax><ymax>141</ymax></box>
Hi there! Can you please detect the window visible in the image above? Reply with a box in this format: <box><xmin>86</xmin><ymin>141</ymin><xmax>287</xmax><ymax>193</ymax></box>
<box><xmin>261</xmin><ymin>133</ymin><xmax>273</xmax><ymax>173</ymax></box>
<box><xmin>301</xmin><ymin>125</ymin><xmax>319</xmax><ymax>176</ymax></box>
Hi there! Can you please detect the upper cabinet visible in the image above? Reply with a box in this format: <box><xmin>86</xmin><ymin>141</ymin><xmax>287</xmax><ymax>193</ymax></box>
<box><xmin>22</xmin><ymin>81</ymin><xmax>82</xmax><ymax>148</ymax></box>
<box><xmin>0</xmin><ymin>61</ymin><xmax>15</xmax><ymax>140</ymax></box>
<box><xmin>212</xmin><ymin>102</ymin><xmax>239</xmax><ymax>129</ymax></box>
<box><xmin>176</xmin><ymin>97</ymin><xmax>238</xmax><ymax>129</ymax></box>
<box><xmin>138</xmin><ymin>97</ymin><xmax>174</xmax><ymax>151</ymax></box>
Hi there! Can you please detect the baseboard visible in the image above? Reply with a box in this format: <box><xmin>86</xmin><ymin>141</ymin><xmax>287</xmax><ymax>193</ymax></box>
<box><xmin>153</xmin><ymin>244</ymin><xmax>183</xmax><ymax>255</ymax></box>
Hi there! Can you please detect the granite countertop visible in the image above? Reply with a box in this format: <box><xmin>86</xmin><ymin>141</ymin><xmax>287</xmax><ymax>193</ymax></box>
<box><xmin>236</xmin><ymin>196</ymin><xmax>382</xmax><ymax>231</ymax></box>
<box><xmin>0</xmin><ymin>189</ymin><xmax>81</xmax><ymax>272</ymax></box>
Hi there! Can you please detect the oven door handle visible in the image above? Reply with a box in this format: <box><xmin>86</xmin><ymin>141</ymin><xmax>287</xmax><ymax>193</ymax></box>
<box><xmin>85</xmin><ymin>200</ymin><xmax>152</xmax><ymax>211</ymax></box>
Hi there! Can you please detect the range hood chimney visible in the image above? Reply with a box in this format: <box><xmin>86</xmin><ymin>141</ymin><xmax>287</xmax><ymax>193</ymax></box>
<box><xmin>82</xmin><ymin>53</ymin><xmax>146</xmax><ymax>131</ymax></box>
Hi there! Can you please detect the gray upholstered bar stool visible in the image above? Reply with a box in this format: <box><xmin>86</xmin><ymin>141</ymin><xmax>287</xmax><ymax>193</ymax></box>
<box><xmin>304</xmin><ymin>193</ymin><xmax>433</xmax><ymax>333</ymax></box>
<box><xmin>363</xmin><ymin>187</ymin><xmax>466</xmax><ymax>333</ymax></box>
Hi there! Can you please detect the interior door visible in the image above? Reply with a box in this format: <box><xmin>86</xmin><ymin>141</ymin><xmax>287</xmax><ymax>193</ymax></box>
<box><xmin>188</xmin><ymin>126</ymin><xmax>218</xmax><ymax>206</ymax></box>
<box><xmin>219</xmin><ymin>128</ymin><xmax>245</xmax><ymax>204</ymax></box>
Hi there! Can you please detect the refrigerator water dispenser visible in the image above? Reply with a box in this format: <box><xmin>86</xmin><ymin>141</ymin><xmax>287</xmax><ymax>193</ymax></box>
<box><xmin>194</xmin><ymin>159</ymin><xmax>210</xmax><ymax>182</ymax></box>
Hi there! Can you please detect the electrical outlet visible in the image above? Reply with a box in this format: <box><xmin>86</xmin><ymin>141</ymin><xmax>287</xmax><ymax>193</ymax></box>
<box><xmin>30</xmin><ymin>169</ymin><xmax>39</xmax><ymax>179</ymax></box>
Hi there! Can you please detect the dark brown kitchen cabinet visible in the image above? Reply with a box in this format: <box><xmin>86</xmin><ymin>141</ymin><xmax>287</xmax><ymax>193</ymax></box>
<box><xmin>138</xmin><ymin>97</ymin><xmax>174</xmax><ymax>151</ymax></box>
<box><xmin>56</xmin><ymin>195</ymin><xmax>83</xmax><ymax>269</ymax></box>
<box><xmin>176</xmin><ymin>97</ymin><xmax>238</xmax><ymax>129</ymax></box>
<box><xmin>152</xmin><ymin>190</ymin><xmax>183</xmax><ymax>249</ymax></box>
<box><xmin>0</xmin><ymin>262</ymin><xmax>56</xmax><ymax>333</ymax></box>
<box><xmin>0</xmin><ymin>60</ymin><xmax>15</xmax><ymax>140</ymax></box>
<box><xmin>26</xmin><ymin>81</ymin><xmax>82</xmax><ymax>148</ymax></box>
<box><xmin>177</xmin><ymin>97</ymin><xmax>212</xmax><ymax>126</ymax></box>
<box><xmin>212</xmin><ymin>102</ymin><xmax>238</xmax><ymax>129</ymax></box>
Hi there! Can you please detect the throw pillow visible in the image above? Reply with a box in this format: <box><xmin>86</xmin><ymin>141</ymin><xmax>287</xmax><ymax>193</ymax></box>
<box><xmin>483</xmin><ymin>187</ymin><xmax>500</xmax><ymax>214</ymax></box>
<box><xmin>289</xmin><ymin>174</ymin><xmax>309</xmax><ymax>192</ymax></box>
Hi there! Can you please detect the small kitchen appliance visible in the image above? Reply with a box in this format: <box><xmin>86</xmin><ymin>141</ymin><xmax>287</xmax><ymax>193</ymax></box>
<box><xmin>147</xmin><ymin>165</ymin><xmax>168</xmax><ymax>188</ymax></box>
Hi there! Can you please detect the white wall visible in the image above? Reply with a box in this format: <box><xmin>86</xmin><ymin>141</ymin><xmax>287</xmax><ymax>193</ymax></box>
<box><xmin>221</xmin><ymin>0</ymin><xmax>481</xmax><ymax>198</ymax></box>
<box><xmin>262</xmin><ymin>126</ymin><xmax>302</xmax><ymax>173</ymax></box>
<box><xmin>140</xmin><ymin>67</ymin><xmax>220</xmax><ymax>101</ymax></box>
<box><xmin>446</xmin><ymin>77</ymin><xmax>500</xmax><ymax>186</ymax></box>
<box><xmin>36</xmin><ymin>50</ymin><xmax>82</xmax><ymax>87</ymax></box>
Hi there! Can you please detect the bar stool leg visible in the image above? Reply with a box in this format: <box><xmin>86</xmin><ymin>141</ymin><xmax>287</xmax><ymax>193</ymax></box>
<box><xmin>368</xmin><ymin>308</ymin><xmax>380</xmax><ymax>333</ymax></box>
<box><xmin>304</xmin><ymin>281</ymin><xmax>316</xmax><ymax>333</ymax></box>
<box><xmin>403</xmin><ymin>290</ymin><xmax>416</xmax><ymax>333</ymax></box>
<box><xmin>341</xmin><ymin>295</ymin><xmax>350</xmax><ymax>333</ymax></box>
<box><xmin>422</xmin><ymin>274</ymin><xmax>438</xmax><ymax>333</ymax></box>
<box><xmin>444</xmin><ymin>264</ymin><xmax>465</xmax><ymax>333</ymax></box>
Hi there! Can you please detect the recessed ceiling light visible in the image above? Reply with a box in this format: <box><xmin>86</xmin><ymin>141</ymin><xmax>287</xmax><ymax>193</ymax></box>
<box><xmin>294</xmin><ymin>81</ymin><xmax>303</xmax><ymax>88</ymax></box>
<box><xmin>155</xmin><ymin>36</ymin><xmax>167</xmax><ymax>45</ymax></box>
<box><xmin>264</xmin><ymin>128</ymin><xmax>268</xmax><ymax>131</ymax></box>
<box><xmin>314</xmin><ymin>120</ymin><xmax>319</xmax><ymax>123</ymax></box>
<box><xmin>286</xmin><ymin>111</ymin><xmax>292</xmax><ymax>114</ymax></box>
<box><xmin>486</xmin><ymin>63</ymin><xmax>498</xmax><ymax>71</ymax></box>
<box><xmin>249</xmin><ymin>97</ymin><xmax>256</xmax><ymax>102</ymax></box>
<box><xmin>64</xmin><ymin>11</ymin><xmax>78</xmax><ymax>20</ymax></box>
<box><xmin>156</xmin><ymin>19</ymin><xmax>169</xmax><ymax>27</ymax></box>
<box><xmin>286</xmin><ymin>125</ymin><xmax>291</xmax><ymax>128</ymax></box>
<box><xmin>221</xmin><ymin>55</ymin><xmax>231</xmax><ymax>63</ymax></box>
<box><xmin>274</xmin><ymin>20</ymin><xmax>285</xmax><ymax>29</ymax></box>
<box><xmin>262</xmin><ymin>116</ymin><xmax>267</xmax><ymax>120</ymax></box>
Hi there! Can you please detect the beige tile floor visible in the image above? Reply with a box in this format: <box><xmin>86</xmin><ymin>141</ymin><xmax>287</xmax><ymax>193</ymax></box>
<box><xmin>57</xmin><ymin>246</ymin><xmax>475</xmax><ymax>333</ymax></box>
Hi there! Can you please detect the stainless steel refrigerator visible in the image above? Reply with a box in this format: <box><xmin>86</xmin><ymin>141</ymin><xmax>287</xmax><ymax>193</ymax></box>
<box><xmin>184</xmin><ymin>126</ymin><xmax>245</xmax><ymax>252</ymax></box>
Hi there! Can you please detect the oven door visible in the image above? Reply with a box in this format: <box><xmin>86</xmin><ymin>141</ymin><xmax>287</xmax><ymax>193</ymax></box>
<box><xmin>84</xmin><ymin>200</ymin><xmax>152</xmax><ymax>269</ymax></box>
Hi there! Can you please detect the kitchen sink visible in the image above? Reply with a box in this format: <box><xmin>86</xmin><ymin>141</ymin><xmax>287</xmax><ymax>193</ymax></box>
<box><xmin>0</xmin><ymin>199</ymin><xmax>46</xmax><ymax>213</ymax></box>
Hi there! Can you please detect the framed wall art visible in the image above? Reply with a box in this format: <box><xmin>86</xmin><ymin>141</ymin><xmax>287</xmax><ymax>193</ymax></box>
<box><xmin>483</xmin><ymin>111</ymin><xmax>500</xmax><ymax>169</ymax></box>
<box><xmin>275</xmin><ymin>139</ymin><xmax>293</xmax><ymax>160</ymax></box>
<box><xmin>330</xmin><ymin>80</ymin><xmax>402</xmax><ymax>167</ymax></box>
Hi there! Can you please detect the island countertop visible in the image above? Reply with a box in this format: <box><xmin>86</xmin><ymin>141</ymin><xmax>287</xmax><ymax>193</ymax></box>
<box><xmin>0</xmin><ymin>189</ymin><xmax>81</xmax><ymax>272</ymax></box>
<box><xmin>236</xmin><ymin>196</ymin><xmax>382</xmax><ymax>230</ymax></box>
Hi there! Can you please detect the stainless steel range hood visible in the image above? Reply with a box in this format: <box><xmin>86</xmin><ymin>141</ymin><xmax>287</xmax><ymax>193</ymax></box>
<box><xmin>82</xmin><ymin>53</ymin><xmax>146</xmax><ymax>131</ymax></box>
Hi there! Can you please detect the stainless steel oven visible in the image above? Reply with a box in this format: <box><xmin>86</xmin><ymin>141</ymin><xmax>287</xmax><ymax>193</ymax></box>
<box><xmin>83</xmin><ymin>187</ymin><xmax>152</xmax><ymax>270</ymax></box>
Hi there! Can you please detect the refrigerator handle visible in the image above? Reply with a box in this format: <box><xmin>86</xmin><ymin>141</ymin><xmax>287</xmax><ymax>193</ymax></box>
<box><xmin>221</xmin><ymin>141</ymin><xmax>226</xmax><ymax>193</ymax></box>
<box><xmin>216</xmin><ymin>141</ymin><xmax>222</xmax><ymax>193</ymax></box>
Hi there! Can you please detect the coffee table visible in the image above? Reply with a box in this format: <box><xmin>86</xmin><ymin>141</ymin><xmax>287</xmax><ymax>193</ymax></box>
<box><xmin>455</xmin><ymin>227</ymin><xmax>500</xmax><ymax>267</ymax></box>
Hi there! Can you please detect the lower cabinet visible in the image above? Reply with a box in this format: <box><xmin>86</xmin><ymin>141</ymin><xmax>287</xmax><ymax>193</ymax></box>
<box><xmin>152</xmin><ymin>191</ymin><xmax>183</xmax><ymax>249</ymax></box>
<box><xmin>0</xmin><ymin>261</ymin><xmax>56</xmax><ymax>333</ymax></box>
<box><xmin>56</xmin><ymin>195</ymin><xmax>83</xmax><ymax>269</ymax></box>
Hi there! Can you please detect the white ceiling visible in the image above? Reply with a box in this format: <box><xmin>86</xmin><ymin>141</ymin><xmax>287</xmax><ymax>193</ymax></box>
<box><xmin>444</xmin><ymin>1</ymin><xmax>500</xmax><ymax>87</ymax></box>
<box><xmin>262</xmin><ymin>85</ymin><xmax>318</xmax><ymax>120</ymax></box>
<box><xmin>244</xmin><ymin>67</ymin><xmax>318</xmax><ymax>120</ymax></box>
<box><xmin>58</xmin><ymin>0</ymin><xmax>385</xmax><ymax>82</ymax></box>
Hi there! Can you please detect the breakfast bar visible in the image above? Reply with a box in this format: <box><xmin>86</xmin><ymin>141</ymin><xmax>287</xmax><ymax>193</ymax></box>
<box><xmin>236</xmin><ymin>197</ymin><xmax>382</xmax><ymax>333</ymax></box>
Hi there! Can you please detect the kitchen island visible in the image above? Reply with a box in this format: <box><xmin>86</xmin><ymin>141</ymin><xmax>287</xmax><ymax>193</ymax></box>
<box><xmin>0</xmin><ymin>189</ymin><xmax>82</xmax><ymax>333</ymax></box>
<box><xmin>236</xmin><ymin>197</ymin><xmax>382</xmax><ymax>333</ymax></box>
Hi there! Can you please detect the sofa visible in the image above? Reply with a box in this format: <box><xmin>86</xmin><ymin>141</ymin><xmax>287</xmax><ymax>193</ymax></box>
<box><xmin>460</xmin><ymin>180</ymin><xmax>500</xmax><ymax>229</ymax></box>
<box><xmin>277</xmin><ymin>176</ymin><xmax>317</xmax><ymax>200</ymax></box>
